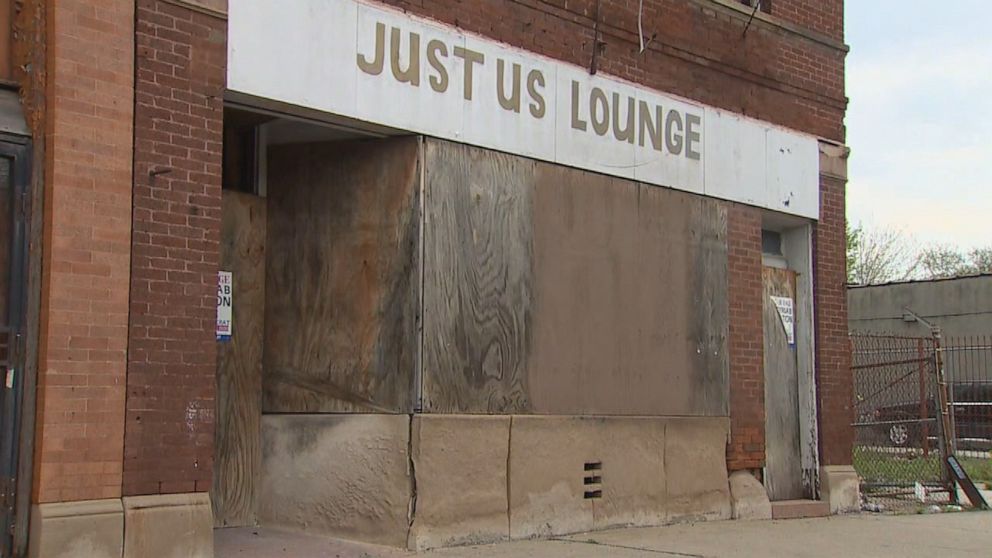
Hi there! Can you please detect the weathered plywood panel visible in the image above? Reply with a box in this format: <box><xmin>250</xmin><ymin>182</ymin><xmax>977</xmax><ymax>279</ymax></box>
<box><xmin>422</xmin><ymin>140</ymin><xmax>534</xmax><ymax>413</ymax></box>
<box><xmin>527</xmin><ymin>167</ymin><xmax>729</xmax><ymax>416</ymax></box>
<box><xmin>213</xmin><ymin>191</ymin><xmax>266</xmax><ymax>527</ymax></box>
<box><xmin>263</xmin><ymin>137</ymin><xmax>420</xmax><ymax>413</ymax></box>
<box><xmin>422</xmin><ymin>139</ymin><xmax>728</xmax><ymax>416</ymax></box>
<box><xmin>762</xmin><ymin>266</ymin><xmax>804</xmax><ymax>501</ymax></box>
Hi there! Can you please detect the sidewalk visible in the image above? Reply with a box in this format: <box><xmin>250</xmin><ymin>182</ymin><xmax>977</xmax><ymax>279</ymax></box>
<box><xmin>216</xmin><ymin>511</ymin><xmax>992</xmax><ymax>558</ymax></box>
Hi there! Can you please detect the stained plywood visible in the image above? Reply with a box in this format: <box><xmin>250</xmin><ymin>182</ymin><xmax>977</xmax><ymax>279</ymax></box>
<box><xmin>421</xmin><ymin>138</ymin><xmax>729</xmax><ymax>416</ymax></box>
<box><xmin>263</xmin><ymin>137</ymin><xmax>420</xmax><ymax>413</ymax></box>
<box><xmin>421</xmin><ymin>140</ymin><xmax>534</xmax><ymax>413</ymax></box>
<box><xmin>762</xmin><ymin>266</ymin><xmax>803</xmax><ymax>500</ymax></box>
<box><xmin>527</xmin><ymin>167</ymin><xmax>729</xmax><ymax>416</ymax></box>
<box><xmin>213</xmin><ymin>191</ymin><xmax>266</xmax><ymax>527</ymax></box>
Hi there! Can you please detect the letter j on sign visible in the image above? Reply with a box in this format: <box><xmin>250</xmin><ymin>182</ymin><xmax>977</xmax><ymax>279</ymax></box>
<box><xmin>217</xmin><ymin>271</ymin><xmax>233</xmax><ymax>341</ymax></box>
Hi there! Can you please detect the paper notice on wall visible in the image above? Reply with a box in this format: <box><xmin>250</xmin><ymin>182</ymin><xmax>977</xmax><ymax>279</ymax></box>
<box><xmin>217</xmin><ymin>271</ymin><xmax>233</xmax><ymax>341</ymax></box>
<box><xmin>770</xmin><ymin>295</ymin><xmax>795</xmax><ymax>346</ymax></box>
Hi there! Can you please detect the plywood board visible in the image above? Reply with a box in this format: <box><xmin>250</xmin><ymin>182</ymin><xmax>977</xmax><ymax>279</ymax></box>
<box><xmin>263</xmin><ymin>137</ymin><xmax>420</xmax><ymax>413</ymax></box>
<box><xmin>527</xmin><ymin>166</ymin><xmax>729</xmax><ymax>416</ymax></box>
<box><xmin>421</xmin><ymin>138</ymin><xmax>729</xmax><ymax>416</ymax></box>
<box><xmin>421</xmin><ymin>140</ymin><xmax>534</xmax><ymax>413</ymax></box>
<box><xmin>762</xmin><ymin>266</ymin><xmax>804</xmax><ymax>501</ymax></box>
<box><xmin>213</xmin><ymin>191</ymin><xmax>266</xmax><ymax>527</ymax></box>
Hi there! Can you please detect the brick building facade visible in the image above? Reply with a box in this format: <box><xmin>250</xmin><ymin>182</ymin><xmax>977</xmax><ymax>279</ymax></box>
<box><xmin>6</xmin><ymin>0</ymin><xmax>851</xmax><ymax>556</ymax></box>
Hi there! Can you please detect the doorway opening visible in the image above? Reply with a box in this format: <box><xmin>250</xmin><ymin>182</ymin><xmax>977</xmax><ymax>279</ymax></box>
<box><xmin>0</xmin><ymin>132</ymin><xmax>29</xmax><ymax>555</ymax></box>
<box><xmin>761</xmin><ymin>218</ymin><xmax>819</xmax><ymax>501</ymax></box>
<box><xmin>211</xmin><ymin>105</ymin><xmax>416</xmax><ymax>528</ymax></box>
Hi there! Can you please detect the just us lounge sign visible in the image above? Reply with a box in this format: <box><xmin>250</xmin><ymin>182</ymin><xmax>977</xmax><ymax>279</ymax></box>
<box><xmin>228</xmin><ymin>0</ymin><xmax>820</xmax><ymax>219</ymax></box>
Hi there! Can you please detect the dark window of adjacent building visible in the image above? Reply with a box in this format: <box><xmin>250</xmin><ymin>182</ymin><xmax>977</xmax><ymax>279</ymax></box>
<box><xmin>762</xmin><ymin>229</ymin><xmax>783</xmax><ymax>256</ymax></box>
<box><xmin>740</xmin><ymin>0</ymin><xmax>772</xmax><ymax>14</ymax></box>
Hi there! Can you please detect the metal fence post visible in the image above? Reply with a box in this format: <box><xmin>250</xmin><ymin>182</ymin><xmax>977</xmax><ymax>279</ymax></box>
<box><xmin>932</xmin><ymin>329</ymin><xmax>958</xmax><ymax>503</ymax></box>
<box><xmin>918</xmin><ymin>339</ymin><xmax>929</xmax><ymax>457</ymax></box>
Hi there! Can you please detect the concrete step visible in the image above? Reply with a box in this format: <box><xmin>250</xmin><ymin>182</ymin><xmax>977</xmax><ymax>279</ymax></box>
<box><xmin>770</xmin><ymin>499</ymin><xmax>831</xmax><ymax>519</ymax></box>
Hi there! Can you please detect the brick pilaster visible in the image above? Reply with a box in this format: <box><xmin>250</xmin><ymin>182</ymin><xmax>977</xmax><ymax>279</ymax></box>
<box><xmin>814</xmin><ymin>172</ymin><xmax>853</xmax><ymax>466</ymax></box>
<box><xmin>124</xmin><ymin>0</ymin><xmax>225</xmax><ymax>496</ymax></box>
<box><xmin>34</xmin><ymin>0</ymin><xmax>134</xmax><ymax>503</ymax></box>
<box><xmin>726</xmin><ymin>203</ymin><xmax>765</xmax><ymax>470</ymax></box>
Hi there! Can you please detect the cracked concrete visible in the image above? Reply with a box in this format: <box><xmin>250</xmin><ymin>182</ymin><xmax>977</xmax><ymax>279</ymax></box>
<box><xmin>216</xmin><ymin>512</ymin><xmax>992</xmax><ymax>557</ymax></box>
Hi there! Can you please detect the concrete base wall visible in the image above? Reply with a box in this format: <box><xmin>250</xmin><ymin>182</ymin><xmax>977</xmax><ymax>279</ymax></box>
<box><xmin>29</xmin><ymin>494</ymin><xmax>213</xmax><ymax>558</ymax></box>
<box><xmin>122</xmin><ymin>493</ymin><xmax>213</xmax><ymax>558</ymax></box>
<box><xmin>29</xmin><ymin>499</ymin><xmax>124</xmax><ymax>558</ymax></box>
<box><xmin>728</xmin><ymin>471</ymin><xmax>772</xmax><ymax>520</ymax></box>
<box><xmin>508</xmin><ymin>416</ymin><xmax>731</xmax><ymax>539</ymax></box>
<box><xmin>258</xmin><ymin>414</ymin><xmax>732</xmax><ymax>550</ymax></box>
<box><xmin>408</xmin><ymin>415</ymin><xmax>511</xmax><ymax>550</ymax></box>
<box><xmin>258</xmin><ymin>414</ymin><xmax>413</xmax><ymax>547</ymax></box>
<box><xmin>820</xmin><ymin>465</ymin><xmax>860</xmax><ymax>514</ymax></box>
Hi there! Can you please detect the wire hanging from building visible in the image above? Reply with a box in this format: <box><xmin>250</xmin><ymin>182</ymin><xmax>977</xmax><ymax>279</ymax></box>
<box><xmin>743</xmin><ymin>0</ymin><xmax>762</xmax><ymax>37</ymax></box>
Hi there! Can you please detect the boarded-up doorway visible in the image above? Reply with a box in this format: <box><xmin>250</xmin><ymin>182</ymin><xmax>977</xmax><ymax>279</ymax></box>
<box><xmin>212</xmin><ymin>190</ymin><xmax>266</xmax><ymax>527</ymax></box>
<box><xmin>763</xmin><ymin>266</ymin><xmax>804</xmax><ymax>501</ymax></box>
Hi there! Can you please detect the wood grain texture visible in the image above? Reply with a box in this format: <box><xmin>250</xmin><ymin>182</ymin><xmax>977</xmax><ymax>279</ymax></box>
<box><xmin>421</xmin><ymin>138</ymin><xmax>729</xmax><ymax>416</ymax></box>
<box><xmin>212</xmin><ymin>191</ymin><xmax>266</xmax><ymax>527</ymax></box>
<box><xmin>762</xmin><ymin>266</ymin><xmax>803</xmax><ymax>500</ymax></box>
<box><xmin>421</xmin><ymin>140</ymin><xmax>534</xmax><ymax>413</ymax></box>
<box><xmin>263</xmin><ymin>137</ymin><xmax>420</xmax><ymax>413</ymax></box>
<box><xmin>528</xmin><ymin>167</ymin><xmax>729</xmax><ymax>416</ymax></box>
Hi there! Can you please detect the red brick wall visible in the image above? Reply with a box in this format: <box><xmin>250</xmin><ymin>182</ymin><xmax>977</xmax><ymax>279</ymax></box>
<box><xmin>124</xmin><ymin>0</ymin><xmax>226</xmax><ymax>496</ymax></box>
<box><xmin>726</xmin><ymin>204</ymin><xmax>765</xmax><ymax>470</ymax></box>
<box><xmin>772</xmin><ymin>0</ymin><xmax>844</xmax><ymax>42</ymax></box>
<box><xmin>814</xmin><ymin>174</ymin><xmax>852</xmax><ymax>466</ymax></box>
<box><xmin>376</xmin><ymin>0</ymin><xmax>847</xmax><ymax>141</ymax></box>
<box><xmin>34</xmin><ymin>0</ymin><xmax>133</xmax><ymax>503</ymax></box>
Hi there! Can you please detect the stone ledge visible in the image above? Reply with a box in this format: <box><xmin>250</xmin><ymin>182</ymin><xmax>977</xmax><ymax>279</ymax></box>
<box><xmin>729</xmin><ymin>470</ymin><xmax>772</xmax><ymax>520</ymax></box>
<box><xmin>701</xmin><ymin>0</ymin><xmax>849</xmax><ymax>52</ymax></box>
<box><xmin>123</xmin><ymin>492</ymin><xmax>213</xmax><ymax>558</ymax></box>
<box><xmin>818</xmin><ymin>141</ymin><xmax>850</xmax><ymax>181</ymax></box>
<box><xmin>29</xmin><ymin>499</ymin><xmax>124</xmax><ymax>558</ymax></box>
<box><xmin>160</xmin><ymin>0</ymin><xmax>227</xmax><ymax>20</ymax></box>
<box><xmin>770</xmin><ymin>499</ymin><xmax>831</xmax><ymax>519</ymax></box>
<box><xmin>819</xmin><ymin>465</ymin><xmax>861</xmax><ymax>514</ymax></box>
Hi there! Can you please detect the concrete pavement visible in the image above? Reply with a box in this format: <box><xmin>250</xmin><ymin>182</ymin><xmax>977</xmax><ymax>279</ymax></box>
<box><xmin>216</xmin><ymin>512</ymin><xmax>992</xmax><ymax>557</ymax></box>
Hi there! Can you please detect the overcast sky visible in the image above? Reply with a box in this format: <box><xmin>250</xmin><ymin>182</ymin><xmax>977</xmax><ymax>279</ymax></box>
<box><xmin>845</xmin><ymin>1</ymin><xmax>991</xmax><ymax>250</ymax></box>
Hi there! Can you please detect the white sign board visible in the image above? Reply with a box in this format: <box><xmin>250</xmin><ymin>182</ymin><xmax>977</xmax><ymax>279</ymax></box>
<box><xmin>228</xmin><ymin>0</ymin><xmax>820</xmax><ymax>219</ymax></box>
<box><xmin>770</xmin><ymin>295</ymin><xmax>795</xmax><ymax>347</ymax></box>
<box><xmin>217</xmin><ymin>271</ymin><xmax>233</xmax><ymax>341</ymax></box>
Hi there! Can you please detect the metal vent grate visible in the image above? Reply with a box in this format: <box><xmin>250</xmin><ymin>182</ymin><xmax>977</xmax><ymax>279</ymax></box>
<box><xmin>583</xmin><ymin>461</ymin><xmax>602</xmax><ymax>499</ymax></box>
<box><xmin>0</xmin><ymin>327</ymin><xmax>10</xmax><ymax>367</ymax></box>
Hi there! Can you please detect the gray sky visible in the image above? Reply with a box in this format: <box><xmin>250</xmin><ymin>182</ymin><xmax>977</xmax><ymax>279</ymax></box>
<box><xmin>845</xmin><ymin>1</ymin><xmax>991</xmax><ymax>250</ymax></box>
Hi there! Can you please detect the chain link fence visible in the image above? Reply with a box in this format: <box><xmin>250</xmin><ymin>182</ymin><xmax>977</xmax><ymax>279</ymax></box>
<box><xmin>852</xmin><ymin>333</ymin><xmax>992</xmax><ymax>511</ymax></box>
<box><xmin>851</xmin><ymin>334</ymin><xmax>951</xmax><ymax>509</ymax></box>
<box><xmin>943</xmin><ymin>336</ymin><xmax>992</xmax><ymax>456</ymax></box>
